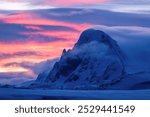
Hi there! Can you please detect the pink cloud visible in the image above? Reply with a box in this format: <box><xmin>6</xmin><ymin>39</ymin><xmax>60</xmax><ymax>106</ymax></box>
<box><xmin>47</xmin><ymin>0</ymin><xmax>109</xmax><ymax>6</ymax></box>
<box><xmin>0</xmin><ymin>13</ymin><xmax>92</xmax><ymax>31</ymax></box>
<box><xmin>3</xmin><ymin>0</ymin><xmax>109</xmax><ymax>6</ymax></box>
<box><xmin>0</xmin><ymin>12</ymin><xmax>93</xmax><ymax>75</ymax></box>
<box><xmin>25</xmin><ymin>25</ymin><xmax>42</xmax><ymax>31</ymax></box>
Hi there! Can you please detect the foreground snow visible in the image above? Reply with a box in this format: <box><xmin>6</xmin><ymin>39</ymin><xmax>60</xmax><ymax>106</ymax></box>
<box><xmin>0</xmin><ymin>88</ymin><xmax>150</xmax><ymax>100</ymax></box>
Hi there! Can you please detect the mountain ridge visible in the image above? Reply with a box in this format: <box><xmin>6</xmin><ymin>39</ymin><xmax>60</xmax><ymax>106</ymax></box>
<box><xmin>31</xmin><ymin>28</ymin><xmax>127</xmax><ymax>89</ymax></box>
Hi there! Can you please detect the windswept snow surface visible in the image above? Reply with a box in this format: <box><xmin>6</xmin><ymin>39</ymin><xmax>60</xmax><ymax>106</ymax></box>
<box><xmin>0</xmin><ymin>88</ymin><xmax>150</xmax><ymax>100</ymax></box>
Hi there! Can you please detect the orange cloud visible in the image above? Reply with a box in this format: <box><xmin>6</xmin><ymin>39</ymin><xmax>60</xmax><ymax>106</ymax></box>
<box><xmin>0</xmin><ymin>66</ymin><xmax>29</xmax><ymax>73</ymax></box>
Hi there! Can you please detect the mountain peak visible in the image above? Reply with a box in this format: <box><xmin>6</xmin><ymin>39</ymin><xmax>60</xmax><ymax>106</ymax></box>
<box><xmin>75</xmin><ymin>29</ymin><xmax>111</xmax><ymax>47</ymax></box>
<box><xmin>75</xmin><ymin>28</ymin><xmax>125</xmax><ymax>62</ymax></box>
<box><xmin>33</xmin><ymin>28</ymin><xmax>126</xmax><ymax>89</ymax></box>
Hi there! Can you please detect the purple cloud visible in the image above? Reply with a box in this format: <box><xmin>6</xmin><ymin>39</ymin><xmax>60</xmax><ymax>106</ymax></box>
<box><xmin>0</xmin><ymin>51</ymin><xmax>40</xmax><ymax>59</ymax></box>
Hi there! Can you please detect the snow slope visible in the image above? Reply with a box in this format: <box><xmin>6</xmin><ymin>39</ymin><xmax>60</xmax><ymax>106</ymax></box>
<box><xmin>107</xmin><ymin>71</ymin><xmax>150</xmax><ymax>90</ymax></box>
<box><xmin>0</xmin><ymin>88</ymin><xmax>150</xmax><ymax>100</ymax></box>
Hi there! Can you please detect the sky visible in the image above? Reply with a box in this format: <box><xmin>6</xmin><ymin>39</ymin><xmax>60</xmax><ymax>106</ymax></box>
<box><xmin>0</xmin><ymin>0</ymin><xmax>150</xmax><ymax>85</ymax></box>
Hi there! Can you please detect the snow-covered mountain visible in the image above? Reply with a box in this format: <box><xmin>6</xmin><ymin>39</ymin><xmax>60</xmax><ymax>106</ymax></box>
<box><xmin>31</xmin><ymin>29</ymin><xmax>127</xmax><ymax>89</ymax></box>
